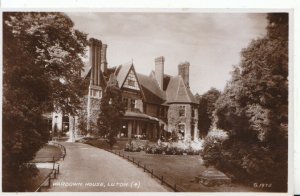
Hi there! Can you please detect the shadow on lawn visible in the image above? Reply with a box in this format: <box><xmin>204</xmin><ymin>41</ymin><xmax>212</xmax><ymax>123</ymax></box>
<box><xmin>84</xmin><ymin>139</ymin><xmax>262</xmax><ymax>192</ymax></box>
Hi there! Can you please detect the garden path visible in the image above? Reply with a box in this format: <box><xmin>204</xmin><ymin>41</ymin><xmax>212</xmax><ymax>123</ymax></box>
<box><xmin>46</xmin><ymin>142</ymin><xmax>167</xmax><ymax>192</ymax></box>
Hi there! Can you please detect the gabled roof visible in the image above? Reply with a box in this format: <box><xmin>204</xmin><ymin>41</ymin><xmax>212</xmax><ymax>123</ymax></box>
<box><xmin>136</xmin><ymin>73</ymin><xmax>165</xmax><ymax>105</ymax></box>
<box><xmin>84</xmin><ymin>60</ymin><xmax>197</xmax><ymax>105</ymax></box>
<box><xmin>165</xmin><ymin>75</ymin><xmax>198</xmax><ymax>104</ymax></box>
<box><xmin>114</xmin><ymin>63</ymin><xmax>132</xmax><ymax>88</ymax></box>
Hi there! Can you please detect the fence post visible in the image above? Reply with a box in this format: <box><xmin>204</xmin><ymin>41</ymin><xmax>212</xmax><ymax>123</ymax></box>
<box><xmin>54</xmin><ymin>169</ymin><xmax>56</xmax><ymax>179</ymax></box>
<box><xmin>144</xmin><ymin>165</ymin><xmax>146</xmax><ymax>172</ymax></box>
<box><xmin>137</xmin><ymin>161</ymin><xmax>140</xmax><ymax>168</ymax></box>
<box><xmin>151</xmin><ymin>169</ymin><xmax>153</xmax><ymax>178</ymax></box>
<box><xmin>132</xmin><ymin>158</ymin><xmax>135</xmax><ymax>163</ymax></box>
<box><xmin>57</xmin><ymin>164</ymin><xmax>60</xmax><ymax>174</ymax></box>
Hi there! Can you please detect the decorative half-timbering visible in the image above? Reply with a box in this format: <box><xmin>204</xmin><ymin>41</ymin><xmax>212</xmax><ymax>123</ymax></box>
<box><xmin>52</xmin><ymin>37</ymin><xmax>199</xmax><ymax>141</ymax></box>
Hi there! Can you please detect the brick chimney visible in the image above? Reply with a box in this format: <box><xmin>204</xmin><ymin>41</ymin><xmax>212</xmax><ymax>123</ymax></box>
<box><xmin>178</xmin><ymin>61</ymin><xmax>190</xmax><ymax>88</ymax></box>
<box><xmin>89</xmin><ymin>38</ymin><xmax>102</xmax><ymax>86</ymax></box>
<box><xmin>101</xmin><ymin>44</ymin><xmax>108</xmax><ymax>73</ymax></box>
<box><xmin>155</xmin><ymin>56</ymin><xmax>165</xmax><ymax>90</ymax></box>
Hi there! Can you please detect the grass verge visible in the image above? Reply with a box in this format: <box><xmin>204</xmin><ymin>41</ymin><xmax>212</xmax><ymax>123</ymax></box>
<box><xmin>32</xmin><ymin>144</ymin><xmax>62</xmax><ymax>163</ymax></box>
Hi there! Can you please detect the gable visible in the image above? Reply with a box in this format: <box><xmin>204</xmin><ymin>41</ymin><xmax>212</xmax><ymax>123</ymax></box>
<box><xmin>122</xmin><ymin>69</ymin><xmax>140</xmax><ymax>91</ymax></box>
<box><xmin>114</xmin><ymin>63</ymin><xmax>132</xmax><ymax>88</ymax></box>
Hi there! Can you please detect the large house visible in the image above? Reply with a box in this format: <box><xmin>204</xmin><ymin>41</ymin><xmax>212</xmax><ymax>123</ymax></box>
<box><xmin>52</xmin><ymin>38</ymin><xmax>199</xmax><ymax>141</ymax></box>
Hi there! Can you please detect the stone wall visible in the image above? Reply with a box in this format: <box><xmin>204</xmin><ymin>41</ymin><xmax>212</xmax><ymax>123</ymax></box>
<box><xmin>167</xmin><ymin>103</ymin><xmax>199</xmax><ymax>141</ymax></box>
<box><xmin>88</xmin><ymin>97</ymin><xmax>101</xmax><ymax>132</ymax></box>
<box><xmin>77</xmin><ymin>95</ymin><xmax>101</xmax><ymax>134</ymax></box>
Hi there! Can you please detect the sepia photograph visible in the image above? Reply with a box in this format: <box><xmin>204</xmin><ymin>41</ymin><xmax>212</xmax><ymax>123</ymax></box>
<box><xmin>2</xmin><ymin>11</ymin><xmax>289</xmax><ymax>193</ymax></box>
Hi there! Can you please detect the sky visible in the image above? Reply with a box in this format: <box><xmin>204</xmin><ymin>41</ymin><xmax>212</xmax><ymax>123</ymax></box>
<box><xmin>66</xmin><ymin>12</ymin><xmax>268</xmax><ymax>94</ymax></box>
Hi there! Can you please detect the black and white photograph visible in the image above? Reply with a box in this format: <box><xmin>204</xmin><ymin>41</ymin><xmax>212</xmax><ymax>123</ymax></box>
<box><xmin>2</xmin><ymin>10</ymin><xmax>291</xmax><ymax>194</ymax></box>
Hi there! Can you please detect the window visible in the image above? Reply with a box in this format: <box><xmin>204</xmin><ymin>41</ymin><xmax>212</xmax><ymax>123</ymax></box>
<box><xmin>179</xmin><ymin>106</ymin><xmax>185</xmax><ymax>117</ymax></box>
<box><xmin>192</xmin><ymin>107</ymin><xmax>195</xmax><ymax>117</ymax></box>
<box><xmin>90</xmin><ymin>89</ymin><xmax>102</xmax><ymax>98</ymax></box>
<box><xmin>62</xmin><ymin>116</ymin><xmax>69</xmax><ymax>133</ymax></box>
<box><xmin>128</xmin><ymin>79</ymin><xmax>135</xmax><ymax>86</ymax></box>
<box><xmin>130</xmin><ymin>99</ymin><xmax>135</xmax><ymax>109</ymax></box>
<box><xmin>191</xmin><ymin>124</ymin><xmax>195</xmax><ymax>140</ymax></box>
<box><xmin>123</xmin><ymin>98</ymin><xmax>128</xmax><ymax>109</ymax></box>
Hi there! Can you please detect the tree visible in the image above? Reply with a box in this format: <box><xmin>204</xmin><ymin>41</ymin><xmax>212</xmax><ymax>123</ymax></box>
<box><xmin>203</xmin><ymin>13</ymin><xmax>288</xmax><ymax>191</ymax></box>
<box><xmin>3</xmin><ymin>12</ymin><xmax>87</xmax><ymax>191</ymax></box>
<box><xmin>97</xmin><ymin>74</ymin><xmax>125</xmax><ymax>147</ymax></box>
<box><xmin>197</xmin><ymin>88</ymin><xmax>221</xmax><ymax>138</ymax></box>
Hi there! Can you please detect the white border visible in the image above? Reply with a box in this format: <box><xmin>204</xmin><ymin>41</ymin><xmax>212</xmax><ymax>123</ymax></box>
<box><xmin>0</xmin><ymin>0</ymin><xmax>297</xmax><ymax>9</ymax></box>
<box><xmin>0</xmin><ymin>1</ymin><xmax>299</xmax><ymax>196</ymax></box>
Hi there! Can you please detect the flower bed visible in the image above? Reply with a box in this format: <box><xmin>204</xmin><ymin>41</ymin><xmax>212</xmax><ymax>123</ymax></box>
<box><xmin>124</xmin><ymin>139</ymin><xmax>203</xmax><ymax>155</ymax></box>
<box><xmin>124</xmin><ymin>139</ymin><xmax>149</xmax><ymax>152</ymax></box>
<box><xmin>145</xmin><ymin>140</ymin><xmax>203</xmax><ymax>155</ymax></box>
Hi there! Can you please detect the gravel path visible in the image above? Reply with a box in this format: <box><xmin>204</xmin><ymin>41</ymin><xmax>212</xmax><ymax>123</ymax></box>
<box><xmin>46</xmin><ymin>142</ymin><xmax>167</xmax><ymax>192</ymax></box>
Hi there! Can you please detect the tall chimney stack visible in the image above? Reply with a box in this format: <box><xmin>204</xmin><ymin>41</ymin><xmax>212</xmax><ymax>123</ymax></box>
<box><xmin>89</xmin><ymin>38</ymin><xmax>102</xmax><ymax>86</ymax></box>
<box><xmin>101</xmin><ymin>44</ymin><xmax>108</xmax><ymax>73</ymax></box>
<box><xmin>178</xmin><ymin>61</ymin><xmax>190</xmax><ymax>88</ymax></box>
<box><xmin>155</xmin><ymin>56</ymin><xmax>165</xmax><ymax>90</ymax></box>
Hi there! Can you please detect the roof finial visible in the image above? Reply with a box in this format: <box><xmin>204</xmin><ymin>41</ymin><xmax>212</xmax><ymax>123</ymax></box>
<box><xmin>131</xmin><ymin>58</ymin><xmax>133</xmax><ymax>65</ymax></box>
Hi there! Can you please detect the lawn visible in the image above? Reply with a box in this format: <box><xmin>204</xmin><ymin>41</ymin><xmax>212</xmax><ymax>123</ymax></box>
<box><xmin>85</xmin><ymin>139</ymin><xmax>261</xmax><ymax>192</ymax></box>
<box><xmin>31</xmin><ymin>144</ymin><xmax>62</xmax><ymax>163</ymax></box>
<box><xmin>113</xmin><ymin>150</ymin><xmax>259</xmax><ymax>192</ymax></box>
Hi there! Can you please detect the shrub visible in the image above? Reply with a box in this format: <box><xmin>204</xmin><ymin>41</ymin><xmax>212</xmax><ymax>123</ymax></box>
<box><xmin>165</xmin><ymin>146</ymin><xmax>176</xmax><ymax>155</ymax></box>
<box><xmin>145</xmin><ymin>140</ymin><xmax>203</xmax><ymax>155</ymax></box>
<box><xmin>201</xmin><ymin>135</ymin><xmax>224</xmax><ymax>167</ymax></box>
<box><xmin>124</xmin><ymin>140</ymin><xmax>147</xmax><ymax>152</ymax></box>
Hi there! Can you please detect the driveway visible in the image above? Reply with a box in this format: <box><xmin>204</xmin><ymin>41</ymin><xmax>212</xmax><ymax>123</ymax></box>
<box><xmin>46</xmin><ymin>142</ymin><xmax>167</xmax><ymax>192</ymax></box>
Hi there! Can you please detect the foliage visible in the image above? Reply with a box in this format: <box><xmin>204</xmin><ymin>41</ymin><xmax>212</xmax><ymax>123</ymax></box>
<box><xmin>204</xmin><ymin>13</ymin><xmax>288</xmax><ymax>191</ymax></box>
<box><xmin>201</xmin><ymin>135</ymin><xmax>225</xmax><ymax>167</ymax></box>
<box><xmin>145</xmin><ymin>141</ymin><xmax>202</xmax><ymax>155</ymax></box>
<box><xmin>97</xmin><ymin>74</ymin><xmax>125</xmax><ymax>147</ymax></box>
<box><xmin>196</xmin><ymin>88</ymin><xmax>221</xmax><ymax>138</ymax></box>
<box><xmin>125</xmin><ymin>139</ymin><xmax>149</xmax><ymax>152</ymax></box>
<box><xmin>3</xmin><ymin>12</ymin><xmax>87</xmax><ymax>191</ymax></box>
